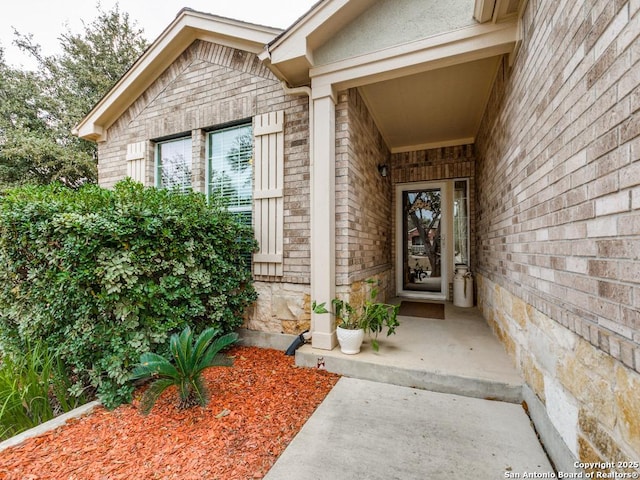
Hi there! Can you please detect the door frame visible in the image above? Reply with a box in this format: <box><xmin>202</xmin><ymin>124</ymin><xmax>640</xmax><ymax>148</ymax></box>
<box><xmin>395</xmin><ymin>181</ymin><xmax>449</xmax><ymax>300</ymax></box>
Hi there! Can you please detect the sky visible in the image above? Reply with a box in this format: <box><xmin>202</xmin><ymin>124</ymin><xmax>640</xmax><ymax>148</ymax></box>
<box><xmin>1</xmin><ymin>0</ymin><xmax>319</xmax><ymax>70</ymax></box>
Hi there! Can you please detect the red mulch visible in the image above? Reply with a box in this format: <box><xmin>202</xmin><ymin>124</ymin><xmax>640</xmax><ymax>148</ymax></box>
<box><xmin>0</xmin><ymin>347</ymin><xmax>339</xmax><ymax>480</ymax></box>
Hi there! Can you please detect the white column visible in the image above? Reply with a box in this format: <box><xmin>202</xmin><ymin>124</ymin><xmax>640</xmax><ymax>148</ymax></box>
<box><xmin>310</xmin><ymin>93</ymin><xmax>337</xmax><ymax>350</ymax></box>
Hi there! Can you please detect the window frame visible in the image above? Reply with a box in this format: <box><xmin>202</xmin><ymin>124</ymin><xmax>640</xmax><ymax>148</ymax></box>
<box><xmin>205</xmin><ymin>122</ymin><xmax>253</xmax><ymax>219</ymax></box>
<box><xmin>155</xmin><ymin>135</ymin><xmax>193</xmax><ymax>192</ymax></box>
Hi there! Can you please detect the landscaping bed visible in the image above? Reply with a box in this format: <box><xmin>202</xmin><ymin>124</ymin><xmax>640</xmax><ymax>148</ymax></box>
<box><xmin>0</xmin><ymin>346</ymin><xmax>339</xmax><ymax>479</ymax></box>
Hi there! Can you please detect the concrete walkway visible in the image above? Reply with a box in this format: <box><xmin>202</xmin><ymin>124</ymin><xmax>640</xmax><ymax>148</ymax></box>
<box><xmin>265</xmin><ymin>377</ymin><xmax>554</xmax><ymax>480</ymax></box>
<box><xmin>267</xmin><ymin>304</ymin><xmax>554</xmax><ymax>479</ymax></box>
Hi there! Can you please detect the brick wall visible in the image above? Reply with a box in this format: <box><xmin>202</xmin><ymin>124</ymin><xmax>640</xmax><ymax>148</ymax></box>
<box><xmin>333</xmin><ymin>89</ymin><xmax>477</xmax><ymax>301</ymax></box>
<box><xmin>98</xmin><ymin>41</ymin><xmax>279</xmax><ymax>187</ymax></box>
<box><xmin>475</xmin><ymin>0</ymin><xmax>640</xmax><ymax>469</ymax></box>
<box><xmin>96</xmin><ymin>39</ymin><xmax>312</xmax><ymax>334</ymax></box>
<box><xmin>335</xmin><ymin>89</ymin><xmax>393</xmax><ymax>297</ymax></box>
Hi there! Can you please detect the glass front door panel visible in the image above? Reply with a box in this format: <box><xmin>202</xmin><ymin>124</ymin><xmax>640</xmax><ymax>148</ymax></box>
<box><xmin>402</xmin><ymin>188</ymin><xmax>442</xmax><ymax>293</ymax></box>
<box><xmin>453</xmin><ymin>180</ymin><xmax>469</xmax><ymax>266</ymax></box>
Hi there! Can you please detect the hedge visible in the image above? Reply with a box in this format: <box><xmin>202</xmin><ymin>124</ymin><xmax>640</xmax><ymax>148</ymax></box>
<box><xmin>0</xmin><ymin>179</ymin><xmax>257</xmax><ymax>408</ymax></box>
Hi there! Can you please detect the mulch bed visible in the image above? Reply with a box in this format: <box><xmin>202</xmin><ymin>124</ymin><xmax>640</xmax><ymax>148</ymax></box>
<box><xmin>0</xmin><ymin>346</ymin><xmax>339</xmax><ymax>480</ymax></box>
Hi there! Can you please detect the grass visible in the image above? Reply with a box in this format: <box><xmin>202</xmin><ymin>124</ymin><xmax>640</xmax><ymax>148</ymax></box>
<box><xmin>0</xmin><ymin>342</ymin><xmax>87</xmax><ymax>440</ymax></box>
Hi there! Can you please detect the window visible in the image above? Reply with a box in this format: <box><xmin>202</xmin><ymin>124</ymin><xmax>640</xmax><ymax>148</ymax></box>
<box><xmin>207</xmin><ymin>124</ymin><xmax>253</xmax><ymax>226</ymax></box>
<box><xmin>453</xmin><ymin>180</ymin><xmax>469</xmax><ymax>266</ymax></box>
<box><xmin>207</xmin><ymin>112</ymin><xmax>285</xmax><ymax>277</ymax></box>
<box><xmin>156</xmin><ymin>137</ymin><xmax>192</xmax><ymax>192</ymax></box>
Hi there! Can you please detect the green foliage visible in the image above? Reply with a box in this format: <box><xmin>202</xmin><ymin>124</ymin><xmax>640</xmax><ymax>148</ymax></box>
<box><xmin>0</xmin><ymin>342</ymin><xmax>87</xmax><ymax>440</ymax></box>
<box><xmin>131</xmin><ymin>326</ymin><xmax>238</xmax><ymax>414</ymax></box>
<box><xmin>313</xmin><ymin>280</ymin><xmax>400</xmax><ymax>352</ymax></box>
<box><xmin>0</xmin><ymin>133</ymin><xmax>97</xmax><ymax>188</ymax></box>
<box><xmin>0</xmin><ymin>5</ymin><xmax>148</xmax><ymax>187</ymax></box>
<box><xmin>0</xmin><ymin>179</ymin><xmax>257</xmax><ymax>408</ymax></box>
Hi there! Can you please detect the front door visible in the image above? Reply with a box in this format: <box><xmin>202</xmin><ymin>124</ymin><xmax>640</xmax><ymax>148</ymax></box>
<box><xmin>397</xmin><ymin>182</ymin><xmax>446</xmax><ymax>299</ymax></box>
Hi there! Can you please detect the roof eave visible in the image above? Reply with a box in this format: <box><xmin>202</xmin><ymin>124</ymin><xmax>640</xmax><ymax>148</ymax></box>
<box><xmin>74</xmin><ymin>9</ymin><xmax>282</xmax><ymax>142</ymax></box>
<box><xmin>262</xmin><ymin>0</ymin><xmax>374</xmax><ymax>87</ymax></box>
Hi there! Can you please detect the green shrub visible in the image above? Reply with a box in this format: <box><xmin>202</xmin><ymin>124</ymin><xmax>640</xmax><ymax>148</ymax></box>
<box><xmin>131</xmin><ymin>326</ymin><xmax>238</xmax><ymax>414</ymax></box>
<box><xmin>0</xmin><ymin>342</ymin><xmax>87</xmax><ymax>440</ymax></box>
<box><xmin>0</xmin><ymin>179</ymin><xmax>257</xmax><ymax>408</ymax></box>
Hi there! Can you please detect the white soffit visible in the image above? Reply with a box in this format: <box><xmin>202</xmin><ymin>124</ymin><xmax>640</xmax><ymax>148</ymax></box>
<box><xmin>359</xmin><ymin>55</ymin><xmax>503</xmax><ymax>152</ymax></box>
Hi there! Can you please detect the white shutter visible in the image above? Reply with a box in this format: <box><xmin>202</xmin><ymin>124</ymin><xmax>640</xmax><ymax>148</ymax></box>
<box><xmin>126</xmin><ymin>141</ymin><xmax>147</xmax><ymax>184</ymax></box>
<box><xmin>253</xmin><ymin>111</ymin><xmax>284</xmax><ymax>276</ymax></box>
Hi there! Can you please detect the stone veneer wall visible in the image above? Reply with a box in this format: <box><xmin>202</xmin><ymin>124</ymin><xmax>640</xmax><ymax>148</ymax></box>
<box><xmin>390</xmin><ymin>146</ymin><xmax>476</xmax><ymax>297</ymax></box>
<box><xmin>96</xmin><ymin>39</ymin><xmax>311</xmax><ymax>335</ymax></box>
<box><xmin>475</xmin><ymin>0</ymin><xmax>640</xmax><ymax>472</ymax></box>
<box><xmin>334</xmin><ymin>89</ymin><xmax>394</xmax><ymax>300</ymax></box>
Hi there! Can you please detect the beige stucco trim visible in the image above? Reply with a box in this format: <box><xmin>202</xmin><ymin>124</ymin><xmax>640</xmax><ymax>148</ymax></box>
<box><xmin>73</xmin><ymin>9</ymin><xmax>282</xmax><ymax>142</ymax></box>
<box><xmin>475</xmin><ymin>0</ymin><xmax>525</xmax><ymax>24</ymax></box>
<box><xmin>309</xmin><ymin>22</ymin><xmax>517</xmax><ymax>93</ymax></box>
<box><xmin>474</xmin><ymin>0</ymin><xmax>497</xmax><ymax>23</ymax></box>
<box><xmin>266</xmin><ymin>0</ymin><xmax>371</xmax><ymax>65</ymax></box>
<box><xmin>265</xmin><ymin>0</ymin><xmax>523</xmax><ymax>86</ymax></box>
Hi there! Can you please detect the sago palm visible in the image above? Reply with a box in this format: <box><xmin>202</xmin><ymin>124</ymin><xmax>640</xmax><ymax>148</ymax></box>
<box><xmin>131</xmin><ymin>326</ymin><xmax>238</xmax><ymax>414</ymax></box>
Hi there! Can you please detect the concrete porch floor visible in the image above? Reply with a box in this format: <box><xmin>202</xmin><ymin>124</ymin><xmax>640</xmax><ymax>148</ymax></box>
<box><xmin>295</xmin><ymin>301</ymin><xmax>524</xmax><ymax>403</ymax></box>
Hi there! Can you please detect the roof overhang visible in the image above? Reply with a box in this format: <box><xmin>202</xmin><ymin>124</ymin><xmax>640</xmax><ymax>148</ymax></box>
<box><xmin>262</xmin><ymin>0</ymin><xmax>526</xmax><ymax>152</ymax></box>
<box><xmin>73</xmin><ymin>9</ymin><xmax>282</xmax><ymax>142</ymax></box>
<box><xmin>75</xmin><ymin>0</ymin><xmax>528</xmax><ymax>152</ymax></box>
<box><xmin>259</xmin><ymin>0</ymin><xmax>373</xmax><ymax>86</ymax></box>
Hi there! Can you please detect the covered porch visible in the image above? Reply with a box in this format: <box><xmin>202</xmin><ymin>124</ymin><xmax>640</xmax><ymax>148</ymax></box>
<box><xmin>295</xmin><ymin>301</ymin><xmax>523</xmax><ymax>403</ymax></box>
<box><xmin>262</xmin><ymin>0</ymin><xmax>525</xmax><ymax>351</ymax></box>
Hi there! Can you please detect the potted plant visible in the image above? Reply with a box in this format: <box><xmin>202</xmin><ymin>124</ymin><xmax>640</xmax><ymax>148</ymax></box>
<box><xmin>312</xmin><ymin>279</ymin><xmax>400</xmax><ymax>354</ymax></box>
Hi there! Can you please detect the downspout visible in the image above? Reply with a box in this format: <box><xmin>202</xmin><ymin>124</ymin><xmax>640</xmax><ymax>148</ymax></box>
<box><xmin>258</xmin><ymin>45</ymin><xmax>314</xmax><ymax>175</ymax></box>
<box><xmin>260</xmin><ymin>45</ymin><xmax>316</xmax><ymax>342</ymax></box>
<box><xmin>259</xmin><ymin>45</ymin><xmax>313</xmax><ymax>173</ymax></box>
<box><xmin>279</xmin><ymin>82</ymin><xmax>314</xmax><ymax>339</ymax></box>
<box><xmin>280</xmin><ymin>84</ymin><xmax>313</xmax><ymax>169</ymax></box>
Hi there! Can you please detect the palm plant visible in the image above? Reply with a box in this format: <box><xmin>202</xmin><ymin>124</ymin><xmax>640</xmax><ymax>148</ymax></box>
<box><xmin>131</xmin><ymin>326</ymin><xmax>238</xmax><ymax>414</ymax></box>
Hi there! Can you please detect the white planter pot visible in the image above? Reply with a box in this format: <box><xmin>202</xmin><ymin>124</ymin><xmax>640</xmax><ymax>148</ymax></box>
<box><xmin>336</xmin><ymin>326</ymin><xmax>365</xmax><ymax>354</ymax></box>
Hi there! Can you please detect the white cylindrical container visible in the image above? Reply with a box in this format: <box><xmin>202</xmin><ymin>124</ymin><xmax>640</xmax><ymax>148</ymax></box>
<box><xmin>453</xmin><ymin>264</ymin><xmax>474</xmax><ymax>307</ymax></box>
